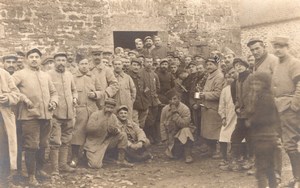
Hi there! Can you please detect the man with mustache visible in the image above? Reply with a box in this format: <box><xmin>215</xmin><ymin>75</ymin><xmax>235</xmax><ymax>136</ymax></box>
<box><xmin>66</xmin><ymin>50</ymin><xmax>78</xmax><ymax>75</ymax></box>
<box><xmin>133</xmin><ymin>38</ymin><xmax>146</xmax><ymax>56</ymax></box>
<box><xmin>16</xmin><ymin>51</ymin><xmax>25</xmax><ymax>70</ymax></box>
<box><xmin>151</xmin><ymin>36</ymin><xmax>168</xmax><ymax>59</ymax></box>
<box><xmin>13</xmin><ymin>48</ymin><xmax>58</xmax><ymax>186</ymax></box>
<box><xmin>2</xmin><ymin>54</ymin><xmax>18</xmax><ymax>75</ymax></box>
<box><xmin>48</xmin><ymin>52</ymin><xmax>78</xmax><ymax>175</ymax></box>
<box><xmin>143</xmin><ymin>36</ymin><xmax>154</xmax><ymax>57</ymax></box>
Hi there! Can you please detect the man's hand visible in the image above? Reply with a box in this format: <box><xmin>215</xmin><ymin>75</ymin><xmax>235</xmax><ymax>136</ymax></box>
<box><xmin>88</xmin><ymin>92</ymin><xmax>96</xmax><ymax>99</ymax></box>
<box><xmin>0</xmin><ymin>95</ymin><xmax>8</xmax><ymax>104</ymax></box>
<box><xmin>107</xmin><ymin>126</ymin><xmax>119</xmax><ymax>136</ymax></box>
<box><xmin>48</xmin><ymin>101</ymin><xmax>57</xmax><ymax>111</ymax></box>
<box><xmin>24</xmin><ymin>98</ymin><xmax>34</xmax><ymax>109</ymax></box>
<box><xmin>130</xmin><ymin>142</ymin><xmax>143</xmax><ymax>150</ymax></box>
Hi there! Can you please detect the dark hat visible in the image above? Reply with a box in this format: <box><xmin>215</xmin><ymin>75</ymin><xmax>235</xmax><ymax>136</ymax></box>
<box><xmin>16</xmin><ymin>51</ymin><xmax>25</xmax><ymax>57</ymax></box>
<box><xmin>136</xmin><ymin>54</ymin><xmax>145</xmax><ymax>59</ymax></box>
<box><xmin>187</xmin><ymin>61</ymin><xmax>196</xmax><ymax>68</ymax></box>
<box><xmin>233</xmin><ymin>57</ymin><xmax>249</xmax><ymax>68</ymax></box>
<box><xmin>76</xmin><ymin>54</ymin><xmax>85</xmax><ymax>64</ymax></box>
<box><xmin>3</xmin><ymin>54</ymin><xmax>18</xmax><ymax>61</ymax></box>
<box><xmin>166</xmin><ymin>88</ymin><xmax>182</xmax><ymax>99</ymax></box>
<box><xmin>128</xmin><ymin>50</ymin><xmax>137</xmax><ymax>55</ymax></box>
<box><xmin>271</xmin><ymin>36</ymin><xmax>289</xmax><ymax>46</ymax></box>
<box><xmin>54</xmin><ymin>52</ymin><xmax>67</xmax><ymax>59</ymax></box>
<box><xmin>144</xmin><ymin>36</ymin><xmax>152</xmax><ymax>41</ymax></box>
<box><xmin>205</xmin><ymin>56</ymin><xmax>219</xmax><ymax>65</ymax></box>
<box><xmin>194</xmin><ymin>54</ymin><xmax>204</xmax><ymax>59</ymax></box>
<box><xmin>247</xmin><ymin>38</ymin><xmax>264</xmax><ymax>47</ymax></box>
<box><xmin>117</xmin><ymin>105</ymin><xmax>129</xmax><ymax>113</ymax></box>
<box><xmin>131</xmin><ymin>58</ymin><xmax>141</xmax><ymax>65</ymax></box>
<box><xmin>91</xmin><ymin>49</ymin><xmax>102</xmax><ymax>55</ymax></box>
<box><xmin>104</xmin><ymin>98</ymin><xmax>117</xmax><ymax>106</ymax></box>
<box><xmin>160</xmin><ymin>58</ymin><xmax>169</xmax><ymax>65</ymax></box>
<box><xmin>27</xmin><ymin>48</ymin><xmax>42</xmax><ymax>57</ymax></box>
<box><xmin>102</xmin><ymin>51</ymin><xmax>113</xmax><ymax>55</ymax></box>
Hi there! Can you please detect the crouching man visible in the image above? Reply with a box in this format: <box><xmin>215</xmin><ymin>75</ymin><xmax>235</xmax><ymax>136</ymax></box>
<box><xmin>116</xmin><ymin>105</ymin><xmax>153</xmax><ymax>162</ymax></box>
<box><xmin>160</xmin><ymin>89</ymin><xmax>195</xmax><ymax>163</ymax></box>
<box><xmin>83</xmin><ymin>98</ymin><xmax>133</xmax><ymax>168</ymax></box>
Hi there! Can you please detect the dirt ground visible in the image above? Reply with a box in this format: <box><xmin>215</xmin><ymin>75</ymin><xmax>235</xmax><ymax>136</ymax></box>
<box><xmin>12</xmin><ymin>141</ymin><xmax>293</xmax><ymax>188</ymax></box>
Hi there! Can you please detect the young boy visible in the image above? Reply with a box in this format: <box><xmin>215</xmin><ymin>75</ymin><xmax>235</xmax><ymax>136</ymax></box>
<box><xmin>246</xmin><ymin>72</ymin><xmax>280</xmax><ymax>188</ymax></box>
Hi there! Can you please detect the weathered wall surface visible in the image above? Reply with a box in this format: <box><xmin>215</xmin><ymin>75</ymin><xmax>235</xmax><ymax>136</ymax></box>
<box><xmin>0</xmin><ymin>0</ymin><xmax>241</xmax><ymax>57</ymax></box>
<box><xmin>241</xmin><ymin>19</ymin><xmax>300</xmax><ymax>58</ymax></box>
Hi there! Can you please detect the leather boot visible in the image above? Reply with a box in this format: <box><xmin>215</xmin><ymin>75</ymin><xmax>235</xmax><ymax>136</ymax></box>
<box><xmin>184</xmin><ymin>140</ymin><xmax>193</xmax><ymax>163</ymax></box>
<box><xmin>117</xmin><ymin>149</ymin><xmax>133</xmax><ymax>168</ymax></box>
<box><xmin>49</xmin><ymin>148</ymin><xmax>59</xmax><ymax>175</ymax></box>
<box><xmin>285</xmin><ymin>152</ymin><xmax>300</xmax><ymax>188</ymax></box>
<box><xmin>36</xmin><ymin>148</ymin><xmax>50</xmax><ymax>179</ymax></box>
<box><xmin>59</xmin><ymin>144</ymin><xmax>75</xmax><ymax>173</ymax></box>
<box><xmin>25</xmin><ymin>149</ymin><xmax>39</xmax><ymax>186</ymax></box>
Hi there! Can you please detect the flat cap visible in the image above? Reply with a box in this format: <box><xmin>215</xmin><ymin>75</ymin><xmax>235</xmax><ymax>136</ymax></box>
<box><xmin>160</xmin><ymin>58</ymin><xmax>169</xmax><ymax>64</ymax></box>
<box><xmin>102</xmin><ymin>51</ymin><xmax>113</xmax><ymax>55</ymax></box>
<box><xmin>91</xmin><ymin>49</ymin><xmax>102</xmax><ymax>55</ymax></box>
<box><xmin>3</xmin><ymin>54</ymin><xmax>18</xmax><ymax>61</ymax></box>
<box><xmin>104</xmin><ymin>98</ymin><xmax>117</xmax><ymax>106</ymax></box>
<box><xmin>187</xmin><ymin>61</ymin><xmax>196</xmax><ymax>68</ymax></box>
<box><xmin>54</xmin><ymin>52</ymin><xmax>67</xmax><ymax>59</ymax></box>
<box><xmin>144</xmin><ymin>36</ymin><xmax>152</xmax><ymax>41</ymax></box>
<box><xmin>247</xmin><ymin>38</ymin><xmax>263</xmax><ymax>47</ymax></box>
<box><xmin>131</xmin><ymin>58</ymin><xmax>141</xmax><ymax>65</ymax></box>
<box><xmin>271</xmin><ymin>36</ymin><xmax>289</xmax><ymax>46</ymax></box>
<box><xmin>42</xmin><ymin>57</ymin><xmax>54</xmax><ymax>65</ymax></box>
<box><xmin>27</xmin><ymin>48</ymin><xmax>42</xmax><ymax>57</ymax></box>
<box><xmin>117</xmin><ymin>105</ymin><xmax>129</xmax><ymax>113</ymax></box>
<box><xmin>128</xmin><ymin>50</ymin><xmax>137</xmax><ymax>55</ymax></box>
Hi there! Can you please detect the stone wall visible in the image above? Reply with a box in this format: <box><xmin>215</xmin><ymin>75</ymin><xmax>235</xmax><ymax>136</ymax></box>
<box><xmin>241</xmin><ymin>19</ymin><xmax>300</xmax><ymax>58</ymax></box>
<box><xmin>0</xmin><ymin>0</ymin><xmax>241</xmax><ymax>58</ymax></box>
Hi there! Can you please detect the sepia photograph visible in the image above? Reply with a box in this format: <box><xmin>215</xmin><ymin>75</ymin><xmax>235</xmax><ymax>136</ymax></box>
<box><xmin>0</xmin><ymin>0</ymin><xmax>300</xmax><ymax>187</ymax></box>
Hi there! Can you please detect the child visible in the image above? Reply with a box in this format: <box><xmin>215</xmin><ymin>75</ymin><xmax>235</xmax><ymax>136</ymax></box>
<box><xmin>218</xmin><ymin>65</ymin><xmax>238</xmax><ymax>167</ymax></box>
<box><xmin>246</xmin><ymin>72</ymin><xmax>280</xmax><ymax>188</ymax></box>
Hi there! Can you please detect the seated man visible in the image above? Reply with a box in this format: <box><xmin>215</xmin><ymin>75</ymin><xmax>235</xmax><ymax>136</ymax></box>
<box><xmin>160</xmin><ymin>89</ymin><xmax>195</xmax><ymax>163</ymax></box>
<box><xmin>83</xmin><ymin>98</ymin><xmax>133</xmax><ymax>168</ymax></box>
<box><xmin>116</xmin><ymin>105</ymin><xmax>153</xmax><ymax>162</ymax></box>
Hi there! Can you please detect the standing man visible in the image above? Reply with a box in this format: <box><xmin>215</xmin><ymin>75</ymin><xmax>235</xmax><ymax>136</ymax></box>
<box><xmin>2</xmin><ymin>54</ymin><xmax>18</xmax><ymax>75</ymax></box>
<box><xmin>141</xmin><ymin>57</ymin><xmax>161</xmax><ymax>144</ymax></box>
<box><xmin>16</xmin><ymin>51</ymin><xmax>26</xmax><ymax>70</ymax></box>
<box><xmin>271</xmin><ymin>36</ymin><xmax>300</xmax><ymax>187</ymax></box>
<box><xmin>66</xmin><ymin>50</ymin><xmax>78</xmax><ymax>74</ymax></box>
<box><xmin>0</xmin><ymin>67</ymin><xmax>19</xmax><ymax>187</ymax></box>
<box><xmin>151</xmin><ymin>36</ymin><xmax>168</xmax><ymax>59</ymax></box>
<box><xmin>143</xmin><ymin>36</ymin><xmax>155</xmax><ymax>57</ymax></box>
<box><xmin>112</xmin><ymin>58</ymin><xmax>136</xmax><ymax>119</ymax></box>
<box><xmin>48</xmin><ymin>52</ymin><xmax>78</xmax><ymax>175</ymax></box>
<box><xmin>133</xmin><ymin>38</ymin><xmax>146</xmax><ymax>56</ymax></box>
<box><xmin>13</xmin><ymin>48</ymin><xmax>58</xmax><ymax>186</ymax></box>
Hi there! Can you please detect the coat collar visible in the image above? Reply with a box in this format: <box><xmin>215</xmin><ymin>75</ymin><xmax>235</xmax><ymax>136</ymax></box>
<box><xmin>75</xmin><ymin>70</ymin><xmax>92</xmax><ymax>77</ymax></box>
<box><xmin>207</xmin><ymin>69</ymin><xmax>221</xmax><ymax>80</ymax></box>
<box><xmin>114</xmin><ymin>71</ymin><xmax>125</xmax><ymax>78</ymax></box>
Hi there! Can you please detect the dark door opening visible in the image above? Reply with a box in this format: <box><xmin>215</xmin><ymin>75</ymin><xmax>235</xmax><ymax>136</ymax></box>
<box><xmin>113</xmin><ymin>31</ymin><xmax>158</xmax><ymax>50</ymax></box>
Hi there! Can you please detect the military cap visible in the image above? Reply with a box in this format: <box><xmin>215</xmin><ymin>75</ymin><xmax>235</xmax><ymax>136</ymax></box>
<box><xmin>187</xmin><ymin>61</ymin><xmax>196</xmax><ymax>68</ymax></box>
<box><xmin>91</xmin><ymin>49</ymin><xmax>102</xmax><ymax>55</ymax></box>
<box><xmin>247</xmin><ymin>38</ymin><xmax>264</xmax><ymax>47</ymax></box>
<box><xmin>271</xmin><ymin>36</ymin><xmax>289</xmax><ymax>46</ymax></box>
<box><xmin>54</xmin><ymin>52</ymin><xmax>67</xmax><ymax>59</ymax></box>
<box><xmin>102</xmin><ymin>51</ymin><xmax>113</xmax><ymax>55</ymax></box>
<box><xmin>2</xmin><ymin>54</ymin><xmax>18</xmax><ymax>61</ymax></box>
<box><xmin>144</xmin><ymin>36</ymin><xmax>152</xmax><ymax>42</ymax></box>
<box><xmin>193</xmin><ymin>54</ymin><xmax>204</xmax><ymax>59</ymax></box>
<box><xmin>104</xmin><ymin>98</ymin><xmax>117</xmax><ymax>106</ymax></box>
<box><xmin>222</xmin><ymin>47</ymin><xmax>235</xmax><ymax>55</ymax></box>
<box><xmin>233</xmin><ymin>57</ymin><xmax>249</xmax><ymax>68</ymax></box>
<box><xmin>131</xmin><ymin>58</ymin><xmax>142</xmax><ymax>65</ymax></box>
<box><xmin>166</xmin><ymin>88</ymin><xmax>182</xmax><ymax>99</ymax></box>
<box><xmin>27</xmin><ymin>48</ymin><xmax>42</xmax><ymax>57</ymax></box>
<box><xmin>136</xmin><ymin>54</ymin><xmax>145</xmax><ymax>59</ymax></box>
<box><xmin>160</xmin><ymin>58</ymin><xmax>169</xmax><ymax>65</ymax></box>
<box><xmin>205</xmin><ymin>57</ymin><xmax>219</xmax><ymax>65</ymax></box>
<box><xmin>128</xmin><ymin>50</ymin><xmax>137</xmax><ymax>55</ymax></box>
<box><xmin>117</xmin><ymin>105</ymin><xmax>129</xmax><ymax>113</ymax></box>
<box><xmin>41</xmin><ymin>57</ymin><xmax>54</xmax><ymax>65</ymax></box>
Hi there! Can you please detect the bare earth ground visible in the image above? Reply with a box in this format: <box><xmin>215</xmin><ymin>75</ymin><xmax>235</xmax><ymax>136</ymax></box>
<box><xmin>13</xmin><ymin>141</ymin><xmax>293</xmax><ymax>188</ymax></box>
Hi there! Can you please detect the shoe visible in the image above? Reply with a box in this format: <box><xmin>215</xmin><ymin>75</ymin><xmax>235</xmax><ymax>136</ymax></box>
<box><xmin>69</xmin><ymin>158</ymin><xmax>78</xmax><ymax>168</ymax></box>
<box><xmin>28</xmin><ymin>175</ymin><xmax>39</xmax><ymax>186</ymax></box>
<box><xmin>230</xmin><ymin>161</ymin><xmax>242</xmax><ymax>172</ymax></box>
<box><xmin>219</xmin><ymin>164</ymin><xmax>231</xmax><ymax>171</ymax></box>
<box><xmin>165</xmin><ymin>149</ymin><xmax>175</xmax><ymax>159</ymax></box>
<box><xmin>283</xmin><ymin>178</ymin><xmax>299</xmax><ymax>187</ymax></box>
<box><xmin>241</xmin><ymin>160</ymin><xmax>254</xmax><ymax>170</ymax></box>
<box><xmin>60</xmin><ymin>165</ymin><xmax>76</xmax><ymax>173</ymax></box>
<box><xmin>219</xmin><ymin>160</ymin><xmax>229</xmax><ymax>166</ymax></box>
<box><xmin>185</xmin><ymin>156</ymin><xmax>193</xmax><ymax>163</ymax></box>
<box><xmin>36</xmin><ymin>169</ymin><xmax>51</xmax><ymax>179</ymax></box>
<box><xmin>116</xmin><ymin>160</ymin><xmax>134</xmax><ymax>168</ymax></box>
<box><xmin>246</xmin><ymin>168</ymin><xmax>255</xmax><ymax>176</ymax></box>
<box><xmin>212</xmin><ymin>152</ymin><xmax>222</xmax><ymax>159</ymax></box>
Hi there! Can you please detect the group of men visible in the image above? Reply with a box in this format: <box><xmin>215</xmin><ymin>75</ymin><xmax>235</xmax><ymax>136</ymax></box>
<box><xmin>0</xmin><ymin>34</ymin><xmax>299</xmax><ymax>188</ymax></box>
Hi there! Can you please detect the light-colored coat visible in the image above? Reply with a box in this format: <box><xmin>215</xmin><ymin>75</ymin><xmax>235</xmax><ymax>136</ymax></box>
<box><xmin>48</xmin><ymin>70</ymin><xmax>78</xmax><ymax>120</ymax></box>
<box><xmin>201</xmin><ymin>69</ymin><xmax>224</xmax><ymax>140</ymax></box>
<box><xmin>0</xmin><ymin>68</ymin><xmax>20</xmax><ymax>170</ymax></box>
<box><xmin>114</xmin><ymin>71</ymin><xmax>136</xmax><ymax>118</ymax></box>
<box><xmin>13</xmin><ymin>68</ymin><xmax>58</xmax><ymax>120</ymax></box>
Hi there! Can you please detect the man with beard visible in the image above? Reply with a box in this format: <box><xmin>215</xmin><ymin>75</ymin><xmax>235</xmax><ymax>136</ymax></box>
<box><xmin>151</xmin><ymin>36</ymin><xmax>168</xmax><ymax>59</ymax></box>
<box><xmin>16</xmin><ymin>51</ymin><xmax>25</xmax><ymax>70</ymax></box>
<box><xmin>121</xmin><ymin>57</ymin><xmax>131</xmax><ymax>74</ymax></box>
<box><xmin>112</xmin><ymin>58</ymin><xmax>136</xmax><ymax>119</ymax></box>
<box><xmin>66</xmin><ymin>50</ymin><xmax>78</xmax><ymax>74</ymax></box>
<box><xmin>133</xmin><ymin>38</ymin><xmax>146</xmax><ymax>56</ymax></box>
<box><xmin>48</xmin><ymin>52</ymin><xmax>78</xmax><ymax>175</ymax></box>
<box><xmin>160</xmin><ymin>89</ymin><xmax>195</xmax><ymax>163</ymax></box>
<box><xmin>84</xmin><ymin>98</ymin><xmax>133</xmax><ymax>168</ymax></box>
<box><xmin>143</xmin><ymin>36</ymin><xmax>154</xmax><ymax>57</ymax></box>
<box><xmin>90</xmin><ymin>50</ymin><xmax>119</xmax><ymax>109</ymax></box>
<box><xmin>13</xmin><ymin>48</ymin><xmax>58</xmax><ymax>186</ymax></box>
<box><xmin>2</xmin><ymin>54</ymin><xmax>18</xmax><ymax>75</ymax></box>
<box><xmin>70</xmin><ymin>58</ymin><xmax>103</xmax><ymax>168</ymax></box>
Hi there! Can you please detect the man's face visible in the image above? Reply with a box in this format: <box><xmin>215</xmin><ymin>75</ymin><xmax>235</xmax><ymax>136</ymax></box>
<box><xmin>234</xmin><ymin>62</ymin><xmax>247</xmax><ymax>73</ymax></box>
<box><xmin>189</xmin><ymin>64</ymin><xmax>197</xmax><ymax>74</ymax></box>
<box><xmin>249</xmin><ymin>42</ymin><xmax>266</xmax><ymax>60</ymax></box>
<box><xmin>154</xmin><ymin>37</ymin><xmax>162</xmax><ymax>47</ymax></box>
<box><xmin>3</xmin><ymin>58</ymin><xmax>17</xmax><ymax>74</ymax></box>
<box><xmin>131</xmin><ymin>62</ymin><xmax>141</xmax><ymax>73</ymax></box>
<box><xmin>251</xmin><ymin>79</ymin><xmax>265</xmax><ymax>92</ymax></box>
<box><xmin>205</xmin><ymin>61</ymin><xmax>218</xmax><ymax>74</ymax></box>
<box><xmin>122</xmin><ymin>59</ymin><xmax>130</xmax><ymax>69</ymax></box>
<box><xmin>224</xmin><ymin>54</ymin><xmax>235</xmax><ymax>65</ymax></box>
<box><xmin>178</xmin><ymin>51</ymin><xmax>184</xmax><ymax>58</ymax></box>
<box><xmin>170</xmin><ymin>64</ymin><xmax>178</xmax><ymax>74</ymax></box>
<box><xmin>104</xmin><ymin>104</ymin><xmax>115</xmax><ymax>114</ymax></box>
<box><xmin>136</xmin><ymin>41</ymin><xmax>144</xmax><ymax>50</ymax></box>
<box><xmin>78</xmin><ymin>59</ymin><xmax>89</xmax><ymax>73</ymax></box>
<box><xmin>247</xmin><ymin>55</ymin><xmax>255</xmax><ymax>67</ymax></box>
<box><xmin>170</xmin><ymin>95</ymin><xmax>180</xmax><ymax>106</ymax></box>
<box><xmin>160</xmin><ymin>62</ymin><xmax>168</xmax><ymax>72</ymax></box>
<box><xmin>66</xmin><ymin>52</ymin><xmax>74</xmax><ymax>63</ymax></box>
<box><xmin>117</xmin><ymin>109</ymin><xmax>128</xmax><ymax>121</ymax></box>
<box><xmin>273</xmin><ymin>44</ymin><xmax>289</xmax><ymax>58</ymax></box>
<box><xmin>113</xmin><ymin>60</ymin><xmax>123</xmax><ymax>73</ymax></box>
<box><xmin>226</xmin><ymin>68</ymin><xmax>237</xmax><ymax>84</ymax></box>
<box><xmin>144</xmin><ymin>58</ymin><xmax>153</xmax><ymax>69</ymax></box>
<box><xmin>145</xmin><ymin>39</ymin><xmax>153</xmax><ymax>48</ymax></box>
<box><xmin>196</xmin><ymin>64</ymin><xmax>205</xmax><ymax>73</ymax></box>
<box><xmin>184</xmin><ymin>57</ymin><xmax>192</xmax><ymax>65</ymax></box>
<box><xmin>93</xmin><ymin>53</ymin><xmax>102</xmax><ymax>65</ymax></box>
<box><xmin>128</xmin><ymin>53</ymin><xmax>136</xmax><ymax>59</ymax></box>
<box><xmin>27</xmin><ymin>52</ymin><xmax>41</xmax><ymax>68</ymax></box>
<box><xmin>17</xmin><ymin>56</ymin><xmax>25</xmax><ymax>69</ymax></box>
<box><xmin>54</xmin><ymin>56</ymin><xmax>67</xmax><ymax>72</ymax></box>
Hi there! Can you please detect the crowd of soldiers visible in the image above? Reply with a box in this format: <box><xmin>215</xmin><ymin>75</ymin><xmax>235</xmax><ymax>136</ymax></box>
<box><xmin>0</xmin><ymin>35</ymin><xmax>300</xmax><ymax>188</ymax></box>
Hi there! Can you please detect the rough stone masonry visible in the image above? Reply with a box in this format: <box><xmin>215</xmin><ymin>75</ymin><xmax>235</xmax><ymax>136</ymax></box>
<box><xmin>0</xmin><ymin>0</ymin><xmax>241</xmax><ymax>57</ymax></box>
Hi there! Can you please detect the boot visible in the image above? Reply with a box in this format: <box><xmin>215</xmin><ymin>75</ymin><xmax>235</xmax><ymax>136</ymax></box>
<box><xmin>284</xmin><ymin>152</ymin><xmax>300</xmax><ymax>187</ymax></box>
<box><xmin>59</xmin><ymin>144</ymin><xmax>75</xmax><ymax>173</ymax></box>
<box><xmin>36</xmin><ymin>148</ymin><xmax>50</xmax><ymax>179</ymax></box>
<box><xmin>117</xmin><ymin>149</ymin><xmax>133</xmax><ymax>168</ymax></box>
<box><xmin>25</xmin><ymin>149</ymin><xmax>39</xmax><ymax>186</ymax></box>
<box><xmin>49</xmin><ymin>148</ymin><xmax>59</xmax><ymax>176</ymax></box>
<box><xmin>184</xmin><ymin>141</ymin><xmax>193</xmax><ymax>163</ymax></box>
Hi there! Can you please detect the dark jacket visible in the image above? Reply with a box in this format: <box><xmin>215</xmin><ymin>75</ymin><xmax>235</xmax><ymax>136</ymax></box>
<box><xmin>156</xmin><ymin>68</ymin><xmax>175</xmax><ymax>104</ymax></box>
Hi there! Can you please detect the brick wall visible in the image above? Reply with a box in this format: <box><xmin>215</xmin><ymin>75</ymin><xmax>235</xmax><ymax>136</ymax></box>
<box><xmin>0</xmin><ymin>0</ymin><xmax>241</xmax><ymax>57</ymax></box>
<box><xmin>241</xmin><ymin>19</ymin><xmax>300</xmax><ymax>58</ymax></box>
